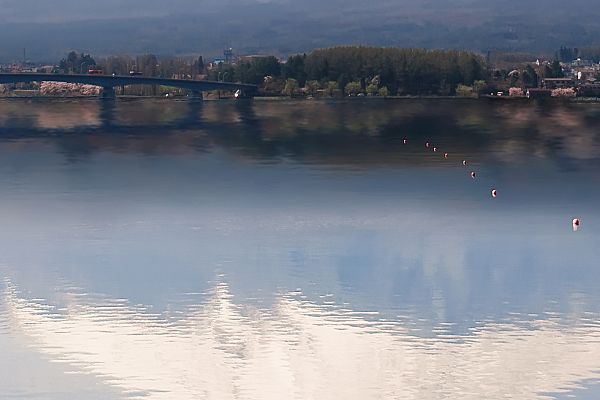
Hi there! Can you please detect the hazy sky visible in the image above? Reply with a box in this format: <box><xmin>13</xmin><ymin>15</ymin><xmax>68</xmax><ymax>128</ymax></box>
<box><xmin>1</xmin><ymin>0</ymin><xmax>599</xmax><ymax>61</ymax></box>
<box><xmin>1</xmin><ymin>0</ymin><xmax>598</xmax><ymax>20</ymax></box>
<box><xmin>1</xmin><ymin>0</ymin><xmax>597</xmax><ymax>23</ymax></box>
<box><xmin>0</xmin><ymin>0</ymin><xmax>235</xmax><ymax>22</ymax></box>
<box><xmin>1</xmin><ymin>0</ymin><xmax>417</xmax><ymax>22</ymax></box>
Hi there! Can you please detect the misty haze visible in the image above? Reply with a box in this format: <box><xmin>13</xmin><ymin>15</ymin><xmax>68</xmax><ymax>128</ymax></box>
<box><xmin>1</xmin><ymin>0</ymin><xmax>600</xmax><ymax>61</ymax></box>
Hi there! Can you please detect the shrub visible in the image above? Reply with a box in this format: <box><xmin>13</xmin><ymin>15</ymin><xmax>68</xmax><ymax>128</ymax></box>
<box><xmin>509</xmin><ymin>87</ymin><xmax>525</xmax><ymax>97</ymax></box>
<box><xmin>551</xmin><ymin>88</ymin><xmax>576</xmax><ymax>97</ymax></box>
<box><xmin>344</xmin><ymin>81</ymin><xmax>362</xmax><ymax>96</ymax></box>
<box><xmin>456</xmin><ymin>84</ymin><xmax>474</xmax><ymax>97</ymax></box>
<box><xmin>378</xmin><ymin>86</ymin><xmax>389</xmax><ymax>97</ymax></box>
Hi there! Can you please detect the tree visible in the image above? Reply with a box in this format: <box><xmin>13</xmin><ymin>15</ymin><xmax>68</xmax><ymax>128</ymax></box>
<box><xmin>283</xmin><ymin>54</ymin><xmax>307</xmax><ymax>86</ymax></box>
<box><xmin>456</xmin><ymin>84</ymin><xmax>474</xmax><ymax>97</ymax></box>
<box><xmin>98</xmin><ymin>55</ymin><xmax>133</xmax><ymax>76</ymax></box>
<box><xmin>558</xmin><ymin>46</ymin><xmax>579</xmax><ymax>62</ymax></box>
<box><xmin>136</xmin><ymin>54</ymin><xmax>159</xmax><ymax>77</ymax></box>
<box><xmin>283</xmin><ymin>78</ymin><xmax>298</xmax><ymax>97</ymax></box>
<box><xmin>304</xmin><ymin>80</ymin><xmax>320</xmax><ymax>96</ymax></box>
<box><xmin>302</xmin><ymin>46</ymin><xmax>488</xmax><ymax>96</ymax></box>
<box><xmin>579</xmin><ymin>46</ymin><xmax>600</xmax><ymax>62</ymax></box>
<box><xmin>509</xmin><ymin>70</ymin><xmax>520</xmax><ymax>86</ymax></box>
<box><xmin>344</xmin><ymin>81</ymin><xmax>362</xmax><ymax>96</ymax></box>
<box><xmin>59</xmin><ymin>51</ymin><xmax>96</xmax><ymax>74</ymax></box>
<box><xmin>544</xmin><ymin>60</ymin><xmax>564</xmax><ymax>78</ymax></box>
<box><xmin>473</xmin><ymin>80</ymin><xmax>486</xmax><ymax>92</ymax></box>
<box><xmin>378</xmin><ymin>86</ymin><xmax>389</xmax><ymax>97</ymax></box>
<box><xmin>521</xmin><ymin>69</ymin><xmax>531</xmax><ymax>87</ymax></box>
<box><xmin>236</xmin><ymin>56</ymin><xmax>281</xmax><ymax>85</ymax></box>
<box><xmin>522</xmin><ymin>65</ymin><xmax>539</xmax><ymax>88</ymax></box>
<box><xmin>325</xmin><ymin>81</ymin><xmax>338</xmax><ymax>97</ymax></box>
<box><xmin>366</xmin><ymin>83</ymin><xmax>379</xmax><ymax>96</ymax></box>
<box><xmin>193</xmin><ymin>56</ymin><xmax>205</xmax><ymax>75</ymax></box>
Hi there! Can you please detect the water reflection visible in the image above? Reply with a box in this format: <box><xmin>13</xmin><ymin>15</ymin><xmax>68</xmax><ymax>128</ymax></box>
<box><xmin>2</xmin><ymin>99</ymin><xmax>600</xmax><ymax>399</ymax></box>
<box><xmin>1</xmin><ymin>99</ymin><xmax>599</xmax><ymax>168</ymax></box>
<box><xmin>3</xmin><ymin>281</ymin><xmax>600</xmax><ymax>400</ymax></box>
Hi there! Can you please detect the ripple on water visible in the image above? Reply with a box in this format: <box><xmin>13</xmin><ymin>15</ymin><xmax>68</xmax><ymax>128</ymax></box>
<box><xmin>2</xmin><ymin>281</ymin><xmax>600</xmax><ymax>400</ymax></box>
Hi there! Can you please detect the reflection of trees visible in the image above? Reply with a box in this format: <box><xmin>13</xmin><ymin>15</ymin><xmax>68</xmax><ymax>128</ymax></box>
<box><xmin>1</xmin><ymin>100</ymin><xmax>599</xmax><ymax>166</ymax></box>
<box><xmin>208</xmin><ymin>100</ymin><xmax>497</xmax><ymax>165</ymax></box>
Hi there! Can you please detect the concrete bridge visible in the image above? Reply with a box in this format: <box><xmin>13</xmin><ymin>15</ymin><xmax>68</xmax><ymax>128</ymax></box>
<box><xmin>0</xmin><ymin>73</ymin><xmax>258</xmax><ymax>98</ymax></box>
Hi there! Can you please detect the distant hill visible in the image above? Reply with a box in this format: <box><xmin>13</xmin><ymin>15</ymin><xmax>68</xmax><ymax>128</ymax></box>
<box><xmin>1</xmin><ymin>0</ymin><xmax>599</xmax><ymax>62</ymax></box>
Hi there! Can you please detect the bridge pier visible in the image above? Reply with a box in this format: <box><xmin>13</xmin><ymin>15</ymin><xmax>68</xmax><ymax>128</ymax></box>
<box><xmin>101</xmin><ymin>86</ymin><xmax>116</xmax><ymax>99</ymax></box>
<box><xmin>189</xmin><ymin>90</ymin><xmax>204</xmax><ymax>100</ymax></box>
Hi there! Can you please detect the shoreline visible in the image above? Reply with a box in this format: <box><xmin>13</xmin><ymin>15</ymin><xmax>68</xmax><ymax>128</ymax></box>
<box><xmin>1</xmin><ymin>94</ymin><xmax>599</xmax><ymax>103</ymax></box>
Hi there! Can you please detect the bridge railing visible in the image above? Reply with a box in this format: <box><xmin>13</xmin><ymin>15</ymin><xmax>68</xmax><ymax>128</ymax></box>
<box><xmin>0</xmin><ymin>73</ymin><xmax>258</xmax><ymax>98</ymax></box>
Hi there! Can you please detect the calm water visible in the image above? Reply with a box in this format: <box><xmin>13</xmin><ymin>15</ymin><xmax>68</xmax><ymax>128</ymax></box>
<box><xmin>1</xmin><ymin>98</ymin><xmax>600</xmax><ymax>399</ymax></box>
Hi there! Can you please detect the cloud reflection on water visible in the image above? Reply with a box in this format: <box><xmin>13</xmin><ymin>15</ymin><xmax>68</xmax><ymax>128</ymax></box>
<box><xmin>2</xmin><ymin>99</ymin><xmax>600</xmax><ymax>399</ymax></box>
<box><xmin>4</xmin><ymin>281</ymin><xmax>600</xmax><ymax>400</ymax></box>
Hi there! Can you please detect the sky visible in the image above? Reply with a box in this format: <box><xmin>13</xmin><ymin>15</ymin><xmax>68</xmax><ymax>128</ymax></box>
<box><xmin>0</xmin><ymin>0</ymin><xmax>288</xmax><ymax>22</ymax></box>
<box><xmin>0</xmin><ymin>0</ymin><xmax>599</xmax><ymax>61</ymax></box>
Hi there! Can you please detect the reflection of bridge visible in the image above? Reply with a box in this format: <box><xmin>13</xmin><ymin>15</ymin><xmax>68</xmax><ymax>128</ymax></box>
<box><xmin>0</xmin><ymin>73</ymin><xmax>258</xmax><ymax>99</ymax></box>
<box><xmin>0</xmin><ymin>99</ymin><xmax>259</xmax><ymax>138</ymax></box>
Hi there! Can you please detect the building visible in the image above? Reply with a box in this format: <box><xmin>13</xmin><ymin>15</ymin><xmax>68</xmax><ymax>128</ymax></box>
<box><xmin>572</xmin><ymin>58</ymin><xmax>595</xmax><ymax>67</ymax></box>
<box><xmin>36</xmin><ymin>65</ymin><xmax>59</xmax><ymax>74</ymax></box>
<box><xmin>207</xmin><ymin>59</ymin><xmax>226</xmax><ymax>70</ymax></box>
<box><xmin>237</xmin><ymin>55</ymin><xmax>269</xmax><ymax>63</ymax></box>
<box><xmin>542</xmin><ymin>78</ymin><xmax>575</xmax><ymax>89</ymax></box>
<box><xmin>575</xmin><ymin>68</ymin><xmax>598</xmax><ymax>81</ymax></box>
<box><xmin>224</xmin><ymin>48</ymin><xmax>234</xmax><ymax>64</ymax></box>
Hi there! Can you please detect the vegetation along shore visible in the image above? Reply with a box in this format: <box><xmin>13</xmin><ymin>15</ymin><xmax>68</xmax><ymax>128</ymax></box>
<box><xmin>1</xmin><ymin>46</ymin><xmax>599</xmax><ymax>100</ymax></box>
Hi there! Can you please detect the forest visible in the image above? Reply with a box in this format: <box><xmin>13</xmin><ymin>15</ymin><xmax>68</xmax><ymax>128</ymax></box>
<box><xmin>69</xmin><ymin>47</ymin><xmax>488</xmax><ymax>97</ymax></box>
<box><xmin>558</xmin><ymin>47</ymin><xmax>600</xmax><ymax>62</ymax></box>
<box><xmin>210</xmin><ymin>47</ymin><xmax>488</xmax><ymax>96</ymax></box>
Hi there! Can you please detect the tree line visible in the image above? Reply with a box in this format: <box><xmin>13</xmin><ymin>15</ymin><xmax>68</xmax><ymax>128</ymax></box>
<box><xmin>56</xmin><ymin>47</ymin><xmax>488</xmax><ymax>96</ymax></box>
<box><xmin>557</xmin><ymin>46</ymin><xmax>600</xmax><ymax>63</ymax></box>
<box><xmin>59</xmin><ymin>52</ymin><xmax>97</xmax><ymax>74</ymax></box>
<box><xmin>209</xmin><ymin>47</ymin><xmax>488</xmax><ymax>96</ymax></box>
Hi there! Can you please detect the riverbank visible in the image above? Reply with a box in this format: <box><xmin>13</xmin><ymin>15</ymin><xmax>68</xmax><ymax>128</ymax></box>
<box><xmin>252</xmin><ymin>95</ymin><xmax>600</xmax><ymax>103</ymax></box>
<box><xmin>2</xmin><ymin>92</ymin><xmax>600</xmax><ymax>103</ymax></box>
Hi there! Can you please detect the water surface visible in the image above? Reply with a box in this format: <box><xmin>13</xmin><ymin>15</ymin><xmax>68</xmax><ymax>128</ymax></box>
<box><xmin>1</xmin><ymin>98</ymin><xmax>600</xmax><ymax>399</ymax></box>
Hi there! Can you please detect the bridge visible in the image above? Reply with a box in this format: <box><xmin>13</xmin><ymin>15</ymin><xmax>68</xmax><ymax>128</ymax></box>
<box><xmin>0</xmin><ymin>73</ymin><xmax>258</xmax><ymax>98</ymax></box>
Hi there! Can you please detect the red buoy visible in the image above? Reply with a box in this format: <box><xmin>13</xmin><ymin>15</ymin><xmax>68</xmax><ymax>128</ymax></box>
<box><xmin>573</xmin><ymin>218</ymin><xmax>581</xmax><ymax>232</ymax></box>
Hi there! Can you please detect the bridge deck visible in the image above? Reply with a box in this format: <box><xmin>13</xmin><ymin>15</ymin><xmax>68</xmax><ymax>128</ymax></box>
<box><xmin>0</xmin><ymin>73</ymin><xmax>257</xmax><ymax>96</ymax></box>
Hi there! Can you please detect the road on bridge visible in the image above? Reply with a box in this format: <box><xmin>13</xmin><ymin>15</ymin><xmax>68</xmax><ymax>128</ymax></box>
<box><xmin>0</xmin><ymin>73</ymin><xmax>258</xmax><ymax>98</ymax></box>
